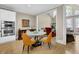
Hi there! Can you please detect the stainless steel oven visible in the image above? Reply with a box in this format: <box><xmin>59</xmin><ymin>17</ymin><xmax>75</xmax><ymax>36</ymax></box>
<box><xmin>1</xmin><ymin>21</ymin><xmax>15</xmax><ymax>37</ymax></box>
<box><xmin>2</xmin><ymin>21</ymin><xmax>15</xmax><ymax>28</ymax></box>
<box><xmin>2</xmin><ymin>28</ymin><xmax>15</xmax><ymax>37</ymax></box>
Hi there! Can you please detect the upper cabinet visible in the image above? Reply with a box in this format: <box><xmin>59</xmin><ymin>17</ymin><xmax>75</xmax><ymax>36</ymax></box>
<box><xmin>0</xmin><ymin>9</ymin><xmax>16</xmax><ymax>43</ymax></box>
<box><xmin>0</xmin><ymin>9</ymin><xmax>16</xmax><ymax>21</ymax></box>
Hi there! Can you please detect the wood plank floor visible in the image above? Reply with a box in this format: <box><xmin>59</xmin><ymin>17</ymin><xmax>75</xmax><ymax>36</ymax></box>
<box><xmin>66</xmin><ymin>42</ymin><xmax>79</xmax><ymax>54</ymax></box>
<box><xmin>1</xmin><ymin>39</ymin><xmax>79</xmax><ymax>54</ymax></box>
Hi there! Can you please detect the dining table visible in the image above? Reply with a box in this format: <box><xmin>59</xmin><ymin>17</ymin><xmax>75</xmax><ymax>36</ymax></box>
<box><xmin>27</xmin><ymin>31</ymin><xmax>46</xmax><ymax>40</ymax></box>
<box><xmin>26</xmin><ymin>31</ymin><xmax>46</xmax><ymax>47</ymax></box>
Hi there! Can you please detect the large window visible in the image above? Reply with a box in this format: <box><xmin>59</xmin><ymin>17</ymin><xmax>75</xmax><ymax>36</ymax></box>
<box><xmin>47</xmin><ymin>9</ymin><xmax>56</xmax><ymax>32</ymax></box>
<box><xmin>75</xmin><ymin>17</ymin><xmax>79</xmax><ymax>32</ymax></box>
<box><xmin>66</xmin><ymin>6</ymin><xmax>73</xmax><ymax>16</ymax></box>
<box><xmin>75</xmin><ymin>17</ymin><xmax>79</xmax><ymax>28</ymax></box>
<box><xmin>74</xmin><ymin>10</ymin><xmax>79</xmax><ymax>15</ymax></box>
<box><xmin>66</xmin><ymin>18</ymin><xmax>73</xmax><ymax>30</ymax></box>
<box><xmin>66</xmin><ymin>5</ymin><xmax>79</xmax><ymax>32</ymax></box>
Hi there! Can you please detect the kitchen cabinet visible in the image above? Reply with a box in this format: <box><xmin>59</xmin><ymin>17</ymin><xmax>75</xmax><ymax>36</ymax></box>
<box><xmin>66</xmin><ymin>34</ymin><xmax>75</xmax><ymax>43</ymax></box>
<box><xmin>0</xmin><ymin>9</ymin><xmax>16</xmax><ymax>21</ymax></box>
<box><xmin>0</xmin><ymin>9</ymin><xmax>16</xmax><ymax>44</ymax></box>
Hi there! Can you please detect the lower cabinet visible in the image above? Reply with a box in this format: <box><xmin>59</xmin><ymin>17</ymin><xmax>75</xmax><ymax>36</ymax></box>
<box><xmin>0</xmin><ymin>36</ymin><xmax>16</xmax><ymax>44</ymax></box>
<box><xmin>66</xmin><ymin>34</ymin><xmax>75</xmax><ymax>43</ymax></box>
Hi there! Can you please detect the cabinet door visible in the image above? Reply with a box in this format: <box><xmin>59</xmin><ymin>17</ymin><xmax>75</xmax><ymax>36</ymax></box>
<box><xmin>0</xmin><ymin>9</ymin><xmax>16</xmax><ymax>43</ymax></box>
<box><xmin>0</xmin><ymin>9</ymin><xmax>16</xmax><ymax>21</ymax></box>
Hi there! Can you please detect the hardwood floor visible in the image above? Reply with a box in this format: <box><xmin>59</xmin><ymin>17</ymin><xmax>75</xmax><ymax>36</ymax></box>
<box><xmin>66</xmin><ymin>42</ymin><xmax>79</xmax><ymax>54</ymax></box>
<box><xmin>66</xmin><ymin>35</ymin><xmax>79</xmax><ymax>54</ymax></box>
<box><xmin>0</xmin><ymin>39</ymin><xmax>79</xmax><ymax>54</ymax></box>
<box><xmin>0</xmin><ymin>40</ymin><xmax>23</xmax><ymax>54</ymax></box>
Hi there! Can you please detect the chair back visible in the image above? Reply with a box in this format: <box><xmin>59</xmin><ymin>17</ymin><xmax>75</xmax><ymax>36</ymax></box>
<box><xmin>22</xmin><ymin>33</ymin><xmax>32</xmax><ymax>45</ymax></box>
<box><xmin>45</xmin><ymin>27</ymin><xmax>52</xmax><ymax>35</ymax></box>
<box><xmin>47</xmin><ymin>32</ymin><xmax>52</xmax><ymax>43</ymax></box>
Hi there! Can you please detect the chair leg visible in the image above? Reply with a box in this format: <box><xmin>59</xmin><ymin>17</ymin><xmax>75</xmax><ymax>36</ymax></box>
<box><xmin>23</xmin><ymin>44</ymin><xmax>25</xmax><ymax>51</ymax></box>
<box><xmin>48</xmin><ymin>43</ymin><xmax>51</xmax><ymax>48</ymax></box>
<box><xmin>30</xmin><ymin>46</ymin><xmax>33</xmax><ymax>50</ymax></box>
<box><xmin>22</xmin><ymin>44</ymin><xmax>25</xmax><ymax>53</ymax></box>
<box><xmin>27</xmin><ymin>46</ymin><xmax>30</xmax><ymax>54</ymax></box>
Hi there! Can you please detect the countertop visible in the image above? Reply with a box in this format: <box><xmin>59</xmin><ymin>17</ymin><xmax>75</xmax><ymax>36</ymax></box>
<box><xmin>67</xmin><ymin>31</ymin><xmax>74</xmax><ymax>35</ymax></box>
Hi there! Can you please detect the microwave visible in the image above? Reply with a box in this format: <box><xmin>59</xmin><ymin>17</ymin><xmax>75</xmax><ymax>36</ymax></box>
<box><xmin>2</xmin><ymin>21</ymin><xmax>15</xmax><ymax>28</ymax></box>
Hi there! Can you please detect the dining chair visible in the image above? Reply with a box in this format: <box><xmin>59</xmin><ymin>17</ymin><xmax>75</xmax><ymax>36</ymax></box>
<box><xmin>41</xmin><ymin>32</ymin><xmax>52</xmax><ymax>48</ymax></box>
<box><xmin>45</xmin><ymin>27</ymin><xmax>52</xmax><ymax>35</ymax></box>
<box><xmin>45</xmin><ymin>27</ymin><xmax>56</xmax><ymax>37</ymax></box>
<box><xmin>22</xmin><ymin>32</ymin><xmax>36</xmax><ymax>53</ymax></box>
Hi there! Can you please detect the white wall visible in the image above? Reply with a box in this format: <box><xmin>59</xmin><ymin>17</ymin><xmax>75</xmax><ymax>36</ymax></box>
<box><xmin>16</xmin><ymin>12</ymin><xmax>36</xmax><ymax>30</ymax></box>
<box><xmin>38</xmin><ymin>14</ymin><xmax>51</xmax><ymax>29</ymax></box>
<box><xmin>16</xmin><ymin>12</ymin><xmax>36</xmax><ymax>38</ymax></box>
<box><xmin>56</xmin><ymin>5</ymin><xmax>66</xmax><ymax>45</ymax></box>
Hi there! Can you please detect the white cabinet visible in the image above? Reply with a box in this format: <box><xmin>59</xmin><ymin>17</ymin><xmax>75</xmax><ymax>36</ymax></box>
<box><xmin>0</xmin><ymin>9</ymin><xmax>16</xmax><ymax>21</ymax></box>
<box><xmin>0</xmin><ymin>9</ymin><xmax>16</xmax><ymax>44</ymax></box>
<box><xmin>0</xmin><ymin>35</ymin><xmax>16</xmax><ymax>44</ymax></box>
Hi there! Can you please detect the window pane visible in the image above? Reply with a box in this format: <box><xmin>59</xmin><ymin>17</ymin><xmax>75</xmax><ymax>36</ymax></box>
<box><xmin>74</xmin><ymin>17</ymin><xmax>79</xmax><ymax>32</ymax></box>
<box><xmin>74</xmin><ymin>10</ymin><xmax>79</xmax><ymax>15</ymax></box>
<box><xmin>66</xmin><ymin>6</ymin><xmax>73</xmax><ymax>16</ymax></box>
<box><xmin>66</xmin><ymin>18</ymin><xmax>73</xmax><ymax>30</ymax></box>
<box><xmin>53</xmin><ymin>10</ymin><xmax>56</xmax><ymax>17</ymax></box>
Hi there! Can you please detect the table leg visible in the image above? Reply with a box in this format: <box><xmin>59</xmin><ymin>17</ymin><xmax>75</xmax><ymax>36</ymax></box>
<box><xmin>34</xmin><ymin>36</ymin><xmax>39</xmax><ymax>40</ymax></box>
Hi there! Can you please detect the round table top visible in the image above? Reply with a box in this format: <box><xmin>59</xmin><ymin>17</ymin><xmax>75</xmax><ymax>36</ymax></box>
<box><xmin>27</xmin><ymin>31</ymin><xmax>46</xmax><ymax>36</ymax></box>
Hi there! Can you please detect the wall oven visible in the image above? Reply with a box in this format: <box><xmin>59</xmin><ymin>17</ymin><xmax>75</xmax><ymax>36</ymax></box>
<box><xmin>1</xmin><ymin>21</ymin><xmax>15</xmax><ymax>37</ymax></box>
<box><xmin>2</xmin><ymin>21</ymin><xmax>15</xmax><ymax>28</ymax></box>
<box><xmin>2</xmin><ymin>28</ymin><xmax>15</xmax><ymax>37</ymax></box>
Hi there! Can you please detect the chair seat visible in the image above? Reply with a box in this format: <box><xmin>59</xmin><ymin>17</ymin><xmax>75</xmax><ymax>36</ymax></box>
<box><xmin>41</xmin><ymin>32</ymin><xmax>52</xmax><ymax>46</ymax></box>
<box><xmin>41</xmin><ymin>38</ymin><xmax>48</xmax><ymax>44</ymax></box>
<box><xmin>22</xmin><ymin>33</ymin><xmax>36</xmax><ymax>53</ymax></box>
<box><xmin>26</xmin><ymin>39</ymin><xmax>36</xmax><ymax>46</ymax></box>
<box><xmin>31</xmin><ymin>39</ymin><xmax>36</xmax><ymax>44</ymax></box>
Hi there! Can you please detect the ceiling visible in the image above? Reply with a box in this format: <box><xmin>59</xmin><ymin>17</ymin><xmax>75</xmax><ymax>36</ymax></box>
<box><xmin>0</xmin><ymin>4</ymin><xmax>61</xmax><ymax>15</ymax></box>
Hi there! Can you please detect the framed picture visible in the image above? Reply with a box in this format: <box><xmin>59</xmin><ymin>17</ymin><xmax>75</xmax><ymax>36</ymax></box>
<box><xmin>22</xmin><ymin>19</ymin><xmax>30</xmax><ymax>27</ymax></box>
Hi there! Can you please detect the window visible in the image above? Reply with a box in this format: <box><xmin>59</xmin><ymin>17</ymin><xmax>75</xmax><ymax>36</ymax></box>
<box><xmin>74</xmin><ymin>17</ymin><xmax>79</xmax><ymax>32</ymax></box>
<box><xmin>74</xmin><ymin>10</ymin><xmax>79</xmax><ymax>15</ymax></box>
<box><xmin>53</xmin><ymin>10</ymin><xmax>56</xmax><ymax>17</ymax></box>
<box><xmin>66</xmin><ymin>18</ymin><xmax>73</xmax><ymax>30</ymax></box>
<box><xmin>65</xmin><ymin>5</ymin><xmax>79</xmax><ymax>32</ymax></box>
<box><xmin>75</xmin><ymin>17</ymin><xmax>79</xmax><ymax>28</ymax></box>
<box><xmin>66</xmin><ymin>6</ymin><xmax>73</xmax><ymax>16</ymax></box>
